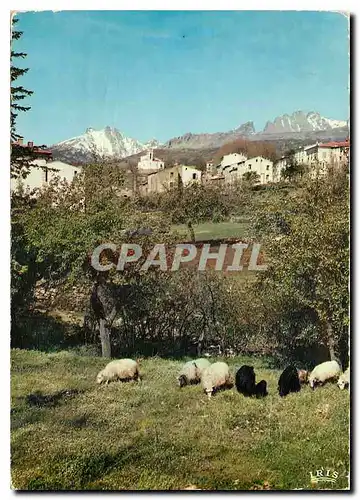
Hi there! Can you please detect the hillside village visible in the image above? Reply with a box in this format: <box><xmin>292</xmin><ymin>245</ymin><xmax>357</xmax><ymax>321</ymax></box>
<box><xmin>11</xmin><ymin>135</ymin><xmax>350</xmax><ymax>196</ymax></box>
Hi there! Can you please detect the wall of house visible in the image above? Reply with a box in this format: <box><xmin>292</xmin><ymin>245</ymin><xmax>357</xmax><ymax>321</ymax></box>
<box><xmin>220</xmin><ymin>152</ymin><xmax>247</xmax><ymax>170</ymax></box>
<box><xmin>137</xmin><ymin>151</ymin><xmax>164</xmax><ymax>171</ymax></box>
<box><xmin>147</xmin><ymin>166</ymin><xmax>178</xmax><ymax>193</ymax></box>
<box><xmin>11</xmin><ymin>159</ymin><xmax>81</xmax><ymax>192</ymax></box>
<box><xmin>206</xmin><ymin>161</ymin><xmax>214</xmax><ymax>173</ymax></box>
<box><xmin>180</xmin><ymin>165</ymin><xmax>201</xmax><ymax>184</ymax></box>
<box><xmin>233</xmin><ymin>156</ymin><xmax>274</xmax><ymax>184</ymax></box>
<box><xmin>274</xmin><ymin>158</ymin><xmax>287</xmax><ymax>181</ymax></box>
<box><xmin>147</xmin><ymin>165</ymin><xmax>201</xmax><ymax>193</ymax></box>
<box><xmin>318</xmin><ymin>147</ymin><xmax>345</xmax><ymax>164</ymax></box>
<box><xmin>245</xmin><ymin>156</ymin><xmax>273</xmax><ymax>183</ymax></box>
<box><xmin>299</xmin><ymin>144</ymin><xmax>348</xmax><ymax>167</ymax></box>
<box><xmin>47</xmin><ymin>161</ymin><xmax>81</xmax><ymax>183</ymax></box>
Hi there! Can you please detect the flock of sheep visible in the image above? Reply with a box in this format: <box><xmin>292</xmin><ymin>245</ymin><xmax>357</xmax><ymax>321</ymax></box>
<box><xmin>95</xmin><ymin>357</ymin><xmax>350</xmax><ymax>399</ymax></box>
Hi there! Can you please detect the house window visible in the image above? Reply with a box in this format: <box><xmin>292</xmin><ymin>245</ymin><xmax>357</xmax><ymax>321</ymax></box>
<box><xmin>45</xmin><ymin>168</ymin><xmax>48</xmax><ymax>183</ymax></box>
<box><xmin>248</xmin><ymin>164</ymin><xmax>251</xmax><ymax>169</ymax></box>
<box><xmin>74</xmin><ymin>170</ymin><xmax>78</xmax><ymax>176</ymax></box>
<box><xmin>266</xmin><ymin>174</ymin><xmax>269</xmax><ymax>180</ymax></box>
<box><xmin>170</xmin><ymin>172</ymin><xmax>174</xmax><ymax>177</ymax></box>
<box><xmin>192</xmin><ymin>173</ymin><xmax>197</xmax><ymax>180</ymax></box>
<box><xmin>256</xmin><ymin>158</ymin><xmax>258</xmax><ymax>162</ymax></box>
<box><xmin>169</xmin><ymin>181</ymin><xmax>174</xmax><ymax>188</ymax></box>
<box><xmin>266</xmin><ymin>165</ymin><xmax>269</xmax><ymax>170</ymax></box>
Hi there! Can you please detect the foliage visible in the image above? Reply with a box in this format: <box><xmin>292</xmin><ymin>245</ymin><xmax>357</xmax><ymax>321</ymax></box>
<box><xmin>15</xmin><ymin>165</ymin><xmax>172</xmax><ymax>279</ymax></box>
<box><xmin>250</xmin><ymin>164</ymin><xmax>349</xmax><ymax>361</ymax></box>
<box><xmin>10</xmin><ymin>17</ymin><xmax>33</xmax><ymax>141</ymax></box>
<box><xmin>100</xmin><ymin>270</ymin><xmax>253</xmax><ymax>358</ymax></box>
<box><xmin>281</xmin><ymin>157</ymin><xmax>306</xmax><ymax>182</ymax></box>
<box><xmin>242</xmin><ymin>171</ymin><xmax>260</xmax><ymax>185</ymax></box>
<box><xmin>11</xmin><ymin>161</ymin><xmax>182</xmax><ymax>349</ymax></box>
<box><xmin>158</xmin><ymin>182</ymin><xmax>232</xmax><ymax>241</ymax></box>
<box><xmin>11</xmin><ymin>193</ymin><xmax>40</xmax><ymax>332</ymax></box>
<box><xmin>10</xmin><ymin>16</ymin><xmax>37</xmax><ymax>179</ymax></box>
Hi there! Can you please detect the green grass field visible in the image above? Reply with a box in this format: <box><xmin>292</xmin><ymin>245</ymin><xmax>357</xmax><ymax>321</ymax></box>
<box><xmin>11</xmin><ymin>349</ymin><xmax>350</xmax><ymax>491</ymax></box>
<box><xmin>172</xmin><ymin>220</ymin><xmax>250</xmax><ymax>241</ymax></box>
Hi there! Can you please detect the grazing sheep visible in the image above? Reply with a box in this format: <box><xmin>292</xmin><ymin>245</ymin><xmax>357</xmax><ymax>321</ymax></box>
<box><xmin>178</xmin><ymin>358</ymin><xmax>211</xmax><ymax>388</ymax></box>
<box><xmin>278</xmin><ymin>365</ymin><xmax>301</xmax><ymax>397</ymax></box>
<box><xmin>202</xmin><ymin>361</ymin><xmax>232</xmax><ymax>399</ymax></box>
<box><xmin>337</xmin><ymin>367</ymin><xmax>350</xmax><ymax>390</ymax></box>
<box><xmin>308</xmin><ymin>360</ymin><xmax>342</xmax><ymax>390</ymax></box>
<box><xmin>235</xmin><ymin>365</ymin><xmax>256</xmax><ymax>397</ymax></box>
<box><xmin>96</xmin><ymin>358</ymin><xmax>140</xmax><ymax>385</ymax></box>
<box><xmin>297</xmin><ymin>369</ymin><xmax>309</xmax><ymax>384</ymax></box>
<box><xmin>255</xmin><ymin>380</ymin><xmax>268</xmax><ymax>398</ymax></box>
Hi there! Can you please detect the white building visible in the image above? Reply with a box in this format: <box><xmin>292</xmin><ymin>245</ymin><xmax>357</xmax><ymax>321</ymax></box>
<box><xmin>306</xmin><ymin>141</ymin><xmax>349</xmax><ymax>166</ymax></box>
<box><xmin>218</xmin><ymin>152</ymin><xmax>247</xmax><ymax>173</ymax></box>
<box><xmin>206</xmin><ymin>160</ymin><xmax>214</xmax><ymax>173</ymax></box>
<box><xmin>274</xmin><ymin>140</ymin><xmax>350</xmax><ymax>180</ymax></box>
<box><xmin>11</xmin><ymin>159</ymin><xmax>81</xmax><ymax>193</ymax></box>
<box><xmin>294</xmin><ymin>143</ymin><xmax>318</xmax><ymax>164</ymax></box>
<box><xmin>225</xmin><ymin>156</ymin><xmax>274</xmax><ymax>185</ymax></box>
<box><xmin>273</xmin><ymin>156</ymin><xmax>288</xmax><ymax>181</ymax></box>
<box><xmin>147</xmin><ymin>164</ymin><xmax>201</xmax><ymax>194</ymax></box>
<box><xmin>137</xmin><ymin>149</ymin><xmax>164</xmax><ymax>171</ymax></box>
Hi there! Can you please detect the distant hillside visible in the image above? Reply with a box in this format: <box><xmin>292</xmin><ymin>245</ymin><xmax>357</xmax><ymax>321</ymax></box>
<box><xmin>52</xmin><ymin>131</ymin><xmax>349</xmax><ymax>168</ymax></box>
<box><xmin>50</xmin><ymin>109</ymin><xmax>348</xmax><ymax>164</ymax></box>
<box><xmin>164</xmin><ymin>112</ymin><xmax>348</xmax><ymax>150</ymax></box>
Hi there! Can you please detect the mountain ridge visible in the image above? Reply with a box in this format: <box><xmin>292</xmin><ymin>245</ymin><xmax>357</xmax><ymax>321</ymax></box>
<box><xmin>52</xmin><ymin>126</ymin><xmax>162</xmax><ymax>163</ymax></box>
<box><xmin>51</xmin><ymin>110</ymin><xmax>348</xmax><ymax>163</ymax></box>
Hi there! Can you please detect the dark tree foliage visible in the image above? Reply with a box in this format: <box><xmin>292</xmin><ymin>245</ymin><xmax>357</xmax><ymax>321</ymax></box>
<box><xmin>11</xmin><ymin>17</ymin><xmax>37</xmax><ymax>179</ymax></box>
<box><xmin>242</xmin><ymin>171</ymin><xmax>260</xmax><ymax>185</ymax></box>
<box><xmin>11</xmin><ymin>18</ymin><xmax>33</xmax><ymax>140</ymax></box>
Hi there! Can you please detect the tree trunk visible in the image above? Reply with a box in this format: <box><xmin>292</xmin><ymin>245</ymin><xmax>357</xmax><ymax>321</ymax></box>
<box><xmin>99</xmin><ymin>318</ymin><xmax>112</xmax><ymax>358</ymax></box>
<box><xmin>187</xmin><ymin>220</ymin><xmax>195</xmax><ymax>243</ymax></box>
<box><xmin>197</xmin><ymin>331</ymin><xmax>205</xmax><ymax>356</ymax></box>
<box><xmin>326</xmin><ymin>320</ymin><xmax>337</xmax><ymax>361</ymax></box>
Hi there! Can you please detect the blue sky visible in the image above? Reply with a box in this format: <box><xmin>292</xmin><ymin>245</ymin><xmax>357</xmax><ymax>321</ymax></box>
<box><xmin>13</xmin><ymin>10</ymin><xmax>349</xmax><ymax>145</ymax></box>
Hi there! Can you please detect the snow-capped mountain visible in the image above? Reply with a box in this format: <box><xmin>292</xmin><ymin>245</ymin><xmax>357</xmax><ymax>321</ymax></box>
<box><xmin>51</xmin><ymin>126</ymin><xmax>161</xmax><ymax>163</ymax></box>
<box><xmin>164</xmin><ymin>111</ymin><xmax>347</xmax><ymax>149</ymax></box>
<box><xmin>51</xmin><ymin>111</ymin><xmax>348</xmax><ymax>162</ymax></box>
<box><xmin>144</xmin><ymin>138</ymin><xmax>161</xmax><ymax>150</ymax></box>
<box><xmin>234</xmin><ymin>121</ymin><xmax>256</xmax><ymax>135</ymax></box>
<box><xmin>263</xmin><ymin>111</ymin><xmax>347</xmax><ymax>135</ymax></box>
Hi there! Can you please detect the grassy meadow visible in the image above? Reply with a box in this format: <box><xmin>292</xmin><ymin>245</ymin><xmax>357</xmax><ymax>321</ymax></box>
<box><xmin>11</xmin><ymin>349</ymin><xmax>350</xmax><ymax>491</ymax></box>
<box><xmin>172</xmin><ymin>220</ymin><xmax>250</xmax><ymax>241</ymax></box>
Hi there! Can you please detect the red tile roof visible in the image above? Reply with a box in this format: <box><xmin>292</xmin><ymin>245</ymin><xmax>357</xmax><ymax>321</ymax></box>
<box><xmin>319</xmin><ymin>140</ymin><xmax>350</xmax><ymax>148</ymax></box>
<box><xmin>12</xmin><ymin>140</ymin><xmax>52</xmax><ymax>157</ymax></box>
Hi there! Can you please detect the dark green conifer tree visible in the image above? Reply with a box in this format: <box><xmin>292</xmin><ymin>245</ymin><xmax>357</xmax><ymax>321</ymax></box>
<box><xmin>11</xmin><ymin>17</ymin><xmax>34</xmax><ymax>178</ymax></box>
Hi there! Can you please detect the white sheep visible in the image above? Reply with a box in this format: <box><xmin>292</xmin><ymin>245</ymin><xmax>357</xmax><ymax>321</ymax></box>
<box><xmin>337</xmin><ymin>366</ymin><xmax>350</xmax><ymax>390</ymax></box>
<box><xmin>178</xmin><ymin>358</ymin><xmax>211</xmax><ymax>388</ymax></box>
<box><xmin>201</xmin><ymin>361</ymin><xmax>232</xmax><ymax>399</ymax></box>
<box><xmin>96</xmin><ymin>358</ymin><xmax>140</xmax><ymax>385</ymax></box>
<box><xmin>308</xmin><ymin>360</ymin><xmax>341</xmax><ymax>389</ymax></box>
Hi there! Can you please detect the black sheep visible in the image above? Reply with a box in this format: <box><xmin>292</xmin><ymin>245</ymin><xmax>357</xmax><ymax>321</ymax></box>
<box><xmin>255</xmin><ymin>380</ymin><xmax>268</xmax><ymax>398</ymax></box>
<box><xmin>235</xmin><ymin>365</ymin><xmax>256</xmax><ymax>396</ymax></box>
<box><xmin>278</xmin><ymin>365</ymin><xmax>301</xmax><ymax>397</ymax></box>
